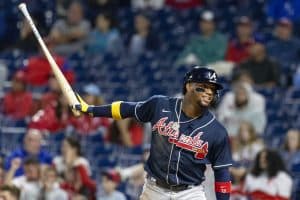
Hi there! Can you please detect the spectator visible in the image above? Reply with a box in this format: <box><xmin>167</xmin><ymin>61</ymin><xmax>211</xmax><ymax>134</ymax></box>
<box><xmin>226</xmin><ymin>16</ymin><xmax>255</xmax><ymax>64</ymax></box>
<box><xmin>165</xmin><ymin>0</ymin><xmax>204</xmax><ymax>9</ymax></box>
<box><xmin>86</xmin><ymin>13</ymin><xmax>122</xmax><ymax>55</ymax></box>
<box><xmin>54</xmin><ymin>137</ymin><xmax>91</xmax><ymax>176</ymax></box>
<box><xmin>14</xmin><ymin>18</ymin><xmax>40</xmax><ymax>53</ymax></box>
<box><xmin>5</xmin><ymin>157</ymin><xmax>41</xmax><ymax>200</ymax></box>
<box><xmin>217</xmin><ymin>81</ymin><xmax>266</xmax><ymax>136</ymax></box>
<box><xmin>177</xmin><ymin>10</ymin><xmax>227</xmax><ymax>65</ymax></box>
<box><xmin>238</xmin><ymin>36</ymin><xmax>281</xmax><ymax>87</ymax></box>
<box><xmin>48</xmin><ymin>1</ymin><xmax>91</xmax><ymax>56</ymax></box>
<box><xmin>38</xmin><ymin>166</ymin><xmax>68</xmax><ymax>200</ymax></box>
<box><xmin>244</xmin><ymin>149</ymin><xmax>293</xmax><ymax>200</ymax></box>
<box><xmin>4</xmin><ymin>129</ymin><xmax>52</xmax><ymax>177</ymax></box>
<box><xmin>69</xmin><ymin>84</ymin><xmax>111</xmax><ymax>135</ymax></box>
<box><xmin>267</xmin><ymin>18</ymin><xmax>300</xmax><ymax>72</ymax></box>
<box><xmin>29</xmin><ymin>93</ymin><xmax>71</xmax><ymax>133</ymax></box>
<box><xmin>54</xmin><ymin>137</ymin><xmax>96</xmax><ymax>199</ymax></box>
<box><xmin>97</xmin><ymin>170</ymin><xmax>126</xmax><ymax>200</ymax></box>
<box><xmin>229</xmin><ymin>122</ymin><xmax>264</xmax><ymax>199</ymax></box>
<box><xmin>2</xmin><ymin>71</ymin><xmax>33</xmax><ymax>121</ymax></box>
<box><xmin>0</xmin><ymin>185</ymin><xmax>20</xmax><ymax>200</ymax></box>
<box><xmin>281</xmin><ymin>129</ymin><xmax>300</xmax><ymax>200</ymax></box>
<box><xmin>41</xmin><ymin>75</ymin><xmax>61</xmax><ymax>108</ymax></box>
<box><xmin>281</xmin><ymin>129</ymin><xmax>300</xmax><ymax>170</ymax></box>
<box><xmin>128</xmin><ymin>13</ymin><xmax>160</xmax><ymax>58</ymax></box>
<box><xmin>232</xmin><ymin>121</ymin><xmax>264</xmax><ymax>166</ymax></box>
<box><xmin>107</xmin><ymin>118</ymin><xmax>144</xmax><ymax>147</ymax></box>
<box><xmin>23</xmin><ymin>48</ymin><xmax>75</xmax><ymax>87</ymax></box>
<box><xmin>131</xmin><ymin>0</ymin><xmax>164</xmax><ymax>10</ymax></box>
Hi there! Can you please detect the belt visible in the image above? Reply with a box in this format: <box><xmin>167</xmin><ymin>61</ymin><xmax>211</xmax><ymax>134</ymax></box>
<box><xmin>155</xmin><ymin>179</ymin><xmax>191</xmax><ymax>192</ymax></box>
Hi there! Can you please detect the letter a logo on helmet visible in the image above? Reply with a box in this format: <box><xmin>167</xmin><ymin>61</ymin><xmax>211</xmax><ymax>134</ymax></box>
<box><xmin>208</xmin><ymin>72</ymin><xmax>217</xmax><ymax>81</ymax></box>
<box><xmin>183</xmin><ymin>66</ymin><xmax>223</xmax><ymax>90</ymax></box>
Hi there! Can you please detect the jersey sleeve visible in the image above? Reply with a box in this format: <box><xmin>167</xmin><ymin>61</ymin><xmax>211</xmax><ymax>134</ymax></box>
<box><xmin>210</xmin><ymin>129</ymin><xmax>232</xmax><ymax>169</ymax></box>
<box><xmin>90</xmin><ymin>95</ymin><xmax>160</xmax><ymax>122</ymax></box>
<box><xmin>134</xmin><ymin>95</ymin><xmax>160</xmax><ymax>122</ymax></box>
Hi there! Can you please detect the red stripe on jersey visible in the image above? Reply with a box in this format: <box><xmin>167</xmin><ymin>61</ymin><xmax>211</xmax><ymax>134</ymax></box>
<box><xmin>215</xmin><ymin>181</ymin><xmax>231</xmax><ymax>193</ymax></box>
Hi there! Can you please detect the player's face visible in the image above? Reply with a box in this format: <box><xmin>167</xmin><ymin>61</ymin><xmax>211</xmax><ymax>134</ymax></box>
<box><xmin>190</xmin><ymin>83</ymin><xmax>216</xmax><ymax>107</ymax></box>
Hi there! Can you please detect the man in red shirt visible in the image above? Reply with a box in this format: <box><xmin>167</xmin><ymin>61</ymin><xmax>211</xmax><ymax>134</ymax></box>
<box><xmin>40</xmin><ymin>75</ymin><xmax>61</xmax><ymax>108</ymax></box>
<box><xmin>226</xmin><ymin>16</ymin><xmax>254</xmax><ymax>64</ymax></box>
<box><xmin>3</xmin><ymin>71</ymin><xmax>33</xmax><ymax>120</ymax></box>
<box><xmin>23</xmin><ymin>48</ymin><xmax>75</xmax><ymax>87</ymax></box>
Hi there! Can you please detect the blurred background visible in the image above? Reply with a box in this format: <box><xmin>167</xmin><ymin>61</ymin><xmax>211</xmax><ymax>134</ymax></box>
<box><xmin>0</xmin><ymin>0</ymin><xmax>300</xmax><ymax>200</ymax></box>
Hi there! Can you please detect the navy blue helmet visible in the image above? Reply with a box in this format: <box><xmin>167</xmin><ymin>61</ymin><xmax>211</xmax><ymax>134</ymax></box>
<box><xmin>183</xmin><ymin>66</ymin><xmax>223</xmax><ymax>90</ymax></box>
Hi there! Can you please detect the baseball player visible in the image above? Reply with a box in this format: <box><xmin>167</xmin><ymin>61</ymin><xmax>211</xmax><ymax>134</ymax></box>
<box><xmin>73</xmin><ymin>66</ymin><xmax>232</xmax><ymax>200</ymax></box>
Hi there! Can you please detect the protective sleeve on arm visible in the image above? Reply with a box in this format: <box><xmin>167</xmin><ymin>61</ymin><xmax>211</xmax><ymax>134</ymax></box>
<box><xmin>214</xmin><ymin>167</ymin><xmax>231</xmax><ymax>200</ymax></box>
<box><xmin>90</xmin><ymin>102</ymin><xmax>137</xmax><ymax>119</ymax></box>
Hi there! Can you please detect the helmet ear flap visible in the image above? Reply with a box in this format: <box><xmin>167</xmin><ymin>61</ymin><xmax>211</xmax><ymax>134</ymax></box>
<box><xmin>211</xmin><ymin>90</ymin><xmax>220</xmax><ymax>107</ymax></box>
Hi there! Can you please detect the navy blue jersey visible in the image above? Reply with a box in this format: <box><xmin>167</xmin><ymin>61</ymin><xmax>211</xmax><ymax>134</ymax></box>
<box><xmin>134</xmin><ymin>95</ymin><xmax>232</xmax><ymax>185</ymax></box>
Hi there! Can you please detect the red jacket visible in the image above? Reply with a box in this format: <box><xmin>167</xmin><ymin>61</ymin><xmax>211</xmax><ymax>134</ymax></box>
<box><xmin>3</xmin><ymin>91</ymin><xmax>33</xmax><ymax>119</ymax></box>
<box><xmin>29</xmin><ymin>105</ymin><xmax>70</xmax><ymax>132</ymax></box>
<box><xmin>24</xmin><ymin>55</ymin><xmax>75</xmax><ymax>86</ymax></box>
<box><xmin>41</xmin><ymin>91</ymin><xmax>60</xmax><ymax>108</ymax></box>
<box><xmin>69</xmin><ymin>115</ymin><xmax>111</xmax><ymax>135</ymax></box>
<box><xmin>225</xmin><ymin>39</ymin><xmax>254</xmax><ymax>63</ymax></box>
<box><xmin>60</xmin><ymin>165</ymin><xmax>96</xmax><ymax>200</ymax></box>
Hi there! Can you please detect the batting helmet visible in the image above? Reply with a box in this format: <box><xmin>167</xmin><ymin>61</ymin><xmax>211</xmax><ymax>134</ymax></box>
<box><xmin>182</xmin><ymin>66</ymin><xmax>223</xmax><ymax>105</ymax></box>
<box><xmin>183</xmin><ymin>66</ymin><xmax>223</xmax><ymax>92</ymax></box>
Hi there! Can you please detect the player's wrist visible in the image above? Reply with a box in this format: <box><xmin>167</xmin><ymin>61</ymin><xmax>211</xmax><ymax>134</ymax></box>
<box><xmin>87</xmin><ymin>105</ymin><xmax>94</xmax><ymax>114</ymax></box>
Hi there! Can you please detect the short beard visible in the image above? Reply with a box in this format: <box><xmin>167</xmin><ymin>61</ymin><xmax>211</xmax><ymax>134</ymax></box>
<box><xmin>235</xmin><ymin>99</ymin><xmax>248</xmax><ymax>108</ymax></box>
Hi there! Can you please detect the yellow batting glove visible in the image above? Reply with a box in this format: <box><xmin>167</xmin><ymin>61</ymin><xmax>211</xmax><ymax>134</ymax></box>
<box><xmin>73</xmin><ymin>93</ymin><xmax>92</xmax><ymax>114</ymax></box>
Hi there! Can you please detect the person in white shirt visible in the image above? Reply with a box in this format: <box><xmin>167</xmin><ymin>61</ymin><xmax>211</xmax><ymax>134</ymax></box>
<box><xmin>232</xmin><ymin>121</ymin><xmax>265</xmax><ymax>165</ymax></box>
<box><xmin>244</xmin><ymin>149</ymin><xmax>293</xmax><ymax>200</ymax></box>
<box><xmin>6</xmin><ymin>157</ymin><xmax>41</xmax><ymax>200</ymax></box>
<box><xmin>38</xmin><ymin>166</ymin><xmax>68</xmax><ymax>200</ymax></box>
<box><xmin>217</xmin><ymin>81</ymin><xmax>266</xmax><ymax>136</ymax></box>
<box><xmin>229</xmin><ymin>121</ymin><xmax>265</xmax><ymax>199</ymax></box>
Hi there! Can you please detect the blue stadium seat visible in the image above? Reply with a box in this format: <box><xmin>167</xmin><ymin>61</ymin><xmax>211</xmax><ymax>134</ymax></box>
<box><xmin>97</xmin><ymin>156</ymin><xmax>117</xmax><ymax>168</ymax></box>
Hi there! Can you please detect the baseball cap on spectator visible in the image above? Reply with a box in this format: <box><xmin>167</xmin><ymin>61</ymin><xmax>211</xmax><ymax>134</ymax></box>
<box><xmin>236</xmin><ymin>16</ymin><xmax>252</xmax><ymax>26</ymax></box>
<box><xmin>102</xmin><ymin>169</ymin><xmax>121</xmax><ymax>184</ymax></box>
<box><xmin>201</xmin><ymin>10</ymin><xmax>214</xmax><ymax>21</ymax></box>
<box><xmin>277</xmin><ymin>17</ymin><xmax>292</xmax><ymax>28</ymax></box>
<box><xmin>83</xmin><ymin>84</ymin><xmax>101</xmax><ymax>96</ymax></box>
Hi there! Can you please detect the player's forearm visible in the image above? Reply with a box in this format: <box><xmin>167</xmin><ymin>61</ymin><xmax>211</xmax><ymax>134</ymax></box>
<box><xmin>214</xmin><ymin>168</ymin><xmax>231</xmax><ymax>200</ymax></box>
<box><xmin>89</xmin><ymin>102</ymin><xmax>137</xmax><ymax>119</ymax></box>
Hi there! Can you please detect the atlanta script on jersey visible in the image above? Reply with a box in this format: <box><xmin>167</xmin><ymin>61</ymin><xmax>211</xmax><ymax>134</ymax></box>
<box><xmin>133</xmin><ymin>95</ymin><xmax>232</xmax><ymax>186</ymax></box>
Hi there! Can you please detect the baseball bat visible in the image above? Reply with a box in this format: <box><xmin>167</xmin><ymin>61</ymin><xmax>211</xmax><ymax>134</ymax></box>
<box><xmin>18</xmin><ymin>3</ymin><xmax>81</xmax><ymax>116</ymax></box>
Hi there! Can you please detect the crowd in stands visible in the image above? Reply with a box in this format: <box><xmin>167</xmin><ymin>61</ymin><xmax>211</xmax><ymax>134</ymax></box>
<box><xmin>0</xmin><ymin>0</ymin><xmax>300</xmax><ymax>200</ymax></box>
